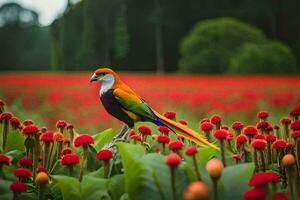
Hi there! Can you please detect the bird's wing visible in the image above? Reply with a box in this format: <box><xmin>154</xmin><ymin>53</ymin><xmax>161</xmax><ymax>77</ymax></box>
<box><xmin>113</xmin><ymin>88</ymin><xmax>155</xmax><ymax>120</ymax></box>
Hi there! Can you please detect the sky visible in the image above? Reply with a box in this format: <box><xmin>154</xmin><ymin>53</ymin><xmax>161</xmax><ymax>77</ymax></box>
<box><xmin>0</xmin><ymin>0</ymin><xmax>69</xmax><ymax>26</ymax></box>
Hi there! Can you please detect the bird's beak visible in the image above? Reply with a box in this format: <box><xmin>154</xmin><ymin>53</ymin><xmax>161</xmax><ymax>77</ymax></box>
<box><xmin>90</xmin><ymin>73</ymin><xmax>98</xmax><ymax>82</ymax></box>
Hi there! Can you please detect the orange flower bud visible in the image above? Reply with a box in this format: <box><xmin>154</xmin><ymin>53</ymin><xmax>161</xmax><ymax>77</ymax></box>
<box><xmin>183</xmin><ymin>181</ymin><xmax>209</xmax><ymax>200</ymax></box>
<box><xmin>206</xmin><ymin>158</ymin><xmax>223</xmax><ymax>180</ymax></box>
<box><xmin>282</xmin><ymin>154</ymin><xmax>295</xmax><ymax>167</ymax></box>
<box><xmin>35</xmin><ymin>172</ymin><xmax>49</xmax><ymax>184</ymax></box>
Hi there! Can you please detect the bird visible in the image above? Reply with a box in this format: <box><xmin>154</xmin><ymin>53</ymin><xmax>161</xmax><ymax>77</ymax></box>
<box><xmin>90</xmin><ymin>67</ymin><xmax>218</xmax><ymax>150</ymax></box>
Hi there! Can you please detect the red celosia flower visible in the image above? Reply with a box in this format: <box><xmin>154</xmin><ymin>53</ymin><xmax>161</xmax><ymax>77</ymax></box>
<box><xmin>290</xmin><ymin>105</ymin><xmax>300</xmax><ymax>117</ymax></box>
<box><xmin>285</xmin><ymin>143</ymin><xmax>295</xmax><ymax>149</ymax></box>
<box><xmin>200</xmin><ymin>118</ymin><xmax>210</xmax><ymax>124</ymax></box>
<box><xmin>37</xmin><ymin>166</ymin><xmax>47</xmax><ymax>173</ymax></box>
<box><xmin>210</xmin><ymin>115</ymin><xmax>221</xmax><ymax>124</ymax></box>
<box><xmin>248</xmin><ymin>172</ymin><xmax>280</xmax><ymax>186</ymax></box>
<box><xmin>56</xmin><ymin>120</ymin><xmax>67</xmax><ymax>128</ymax></box>
<box><xmin>273</xmin><ymin>125</ymin><xmax>279</xmax><ymax>130</ymax></box>
<box><xmin>22</xmin><ymin>119</ymin><xmax>33</xmax><ymax>126</ymax></box>
<box><xmin>236</xmin><ymin>134</ymin><xmax>248</xmax><ymax>148</ymax></box>
<box><xmin>221</xmin><ymin>125</ymin><xmax>229</xmax><ymax>130</ymax></box>
<box><xmin>265</xmin><ymin>125</ymin><xmax>273</xmax><ymax>132</ymax></box>
<box><xmin>256</xmin><ymin>121</ymin><xmax>270</xmax><ymax>130</ymax></box>
<box><xmin>243</xmin><ymin>126</ymin><xmax>258</xmax><ymax>136</ymax></box>
<box><xmin>165</xmin><ymin>153</ymin><xmax>182</xmax><ymax>167</ymax></box>
<box><xmin>138</xmin><ymin>126</ymin><xmax>151</xmax><ymax>135</ymax></box>
<box><xmin>213</xmin><ymin>129</ymin><xmax>228</xmax><ymax>140</ymax></box>
<box><xmin>63</xmin><ymin>138</ymin><xmax>70</xmax><ymax>144</ymax></box>
<box><xmin>254</xmin><ymin>134</ymin><xmax>265</xmax><ymax>140</ymax></box>
<box><xmin>40</xmin><ymin>132</ymin><xmax>54</xmax><ymax>142</ymax></box>
<box><xmin>128</xmin><ymin>130</ymin><xmax>135</xmax><ymax>136</ymax></box>
<box><xmin>10</xmin><ymin>181</ymin><xmax>27</xmax><ymax>193</ymax></box>
<box><xmin>199</xmin><ymin>122</ymin><xmax>214</xmax><ymax>131</ymax></box>
<box><xmin>290</xmin><ymin>120</ymin><xmax>300</xmax><ymax>130</ymax></box>
<box><xmin>18</xmin><ymin>157</ymin><xmax>32</xmax><ymax>167</ymax></box>
<box><xmin>280</xmin><ymin>117</ymin><xmax>291</xmax><ymax>124</ymax></box>
<box><xmin>226</xmin><ymin>133</ymin><xmax>234</xmax><ymax>141</ymax></box>
<box><xmin>96</xmin><ymin>149</ymin><xmax>113</xmax><ymax>160</ymax></box>
<box><xmin>61</xmin><ymin>153</ymin><xmax>80</xmax><ymax>166</ymax></box>
<box><xmin>130</xmin><ymin>134</ymin><xmax>142</xmax><ymax>141</ymax></box>
<box><xmin>272</xmin><ymin>140</ymin><xmax>286</xmax><ymax>149</ymax></box>
<box><xmin>156</xmin><ymin>135</ymin><xmax>170</xmax><ymax>144</ymax></box>
<box><xmin>231</xmin><ymin>121</ymin><xmax>244</xmax><ymax>131</ymax></box>
<box><xmin>185</xmin><ymin>146</ymin><xmax>198</xmax><ymax>156</ymax></box>
<box><xmin>73</xmin><ymin>134</ymin><xmax>94</xmax><ymax>147</ymax></box>
<box><xmin>257</xmin><ymin>111</ymin><xmax>269</xmax><ymax>119</ymax></box>
<box><xmin>272</xmin><ymin>192</ymin><xmax>288</xmax><ymax>200</ymax></box>
<box><xmin>10</xmin><ymin>117</ymin><xmax>21</xmax><ymax>129</ymax></box>
<box><xmin>163</xmin><ymin>111</ymin><xmax>176</xmax><ymax>119</ymax></box>
<box><xmin>13</xmin><ymin>168</ymin><xmax>32</xmax><ymax>178</ymax></box>
<box><xmin>265</xmin><ymin>134</ymin><xmax>276</xmax><ymax>143</ymax></box>
<box><xmin>244</xmin><ymin>187</ymin><xmax>266</xmax><ymax>200</ymax></box>
<box><xmin>178</xmin><ymin>119</ymin><xmax>188</xmax><ymax>125</ymax></box>
<box><xmin>251</xmin><ymin>139</ymin><xmax>266</xmax><ymax>149</ymax></box>
<box><xmin>0</xmin><ymin>112</ymin><xmax>13</xmax><ymax>121</ymax></box>
<box><xmin>291</xmin><ymin>130</ymin><xmax>300</xmax><ymax>139</ymax></box>
<box><xmin>232</xmin><ymin>154</ymin><xmax>241</xmax><ymax>160</ymax></box>
<box><xmin>67</xmin><ymin>124</ymin><xmax>74</xmax><ymax>129</ymax></box>
<box><xmin>61</xmin><ymin>147</ymin><xmax>73</xmax><ymax>156</ymax></box>
<box><xmin>157</xmin><ymin>126</ymin><xmax>170</xmax><ymax>134</ymax></box>
<box><xmin>168</xmin><ymin>140</ymin><xmax>184</xmax><ymax>150</ymax></box>
<box><xmin>22</xmin><ymin>125</ymin><xmax>40</xmax><ymax>136</ymax></box>
<box><xmin>0</xmin><ymin>154</ymin><xmax>10</xmax><ymax>166</ymax></box>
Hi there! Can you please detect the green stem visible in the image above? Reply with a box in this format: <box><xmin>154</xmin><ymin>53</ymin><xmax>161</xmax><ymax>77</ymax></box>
<box><xmin>13</xmin><ymin>192</ymin><xmax>20</xmax><ymax>200</ymax></box>
<box><xmin>170</xmin><ymin>167</ymin><xmax>175</xmax><ymax>200</ymax></box>
<box><xmin>213</xmin><ymin>179</ymin><xmax>219</xmax><ymax>200</ymax></box>
<box><xmin>267</xmin><ymin>143</ymin><xmax>272</xmax><ymax>165</ymax></box>
<box><xmin>79</xmin><ymin>145</ymin><xmax>89</xmax><ymax>182</ymax></box>
<box><xmin>220</xmin><ymin>139</ymin><xmax>226</xmax><ymax>167</ymax></box>
<box><xmin>296</xmin><ymin>140</ymin><xmax>300</xmax><ymax>176</ymax></box>
<box><xmin>103</xmin><ymin>160</ymin><xmax>110</xmax><ymax>178</ymax></box>
<box><xmin>253</xmin><ymin>149</ymin><xmax>259</xmax><ymax>172</ymax></box>
<box><xmin>68</xmin><ymin>165</ymin><xmax>74</xmax><ymax>177</ymax></box>
<box><xmin>43</xmin><ymin>143</ymin><xmax>50</xmax><ymax>169</ymax></box>
<box><xmin>2</xmin><ymin>119</ymin><xmax>9</xmax><ymax>151</ymax></box>
<box><xmin>259</xmin><ymin>150</ymin><xmax>266</xmax><ymax>172</ymax></box>
<box><xmin>192</xmin><ymin>155</ymin><xmax>201</xmax><ymax>180</ymax></box>
<box><xmin>38</xmin><ymin>184</ymin><xmax>46</xmax><ymax>200</ymax></box>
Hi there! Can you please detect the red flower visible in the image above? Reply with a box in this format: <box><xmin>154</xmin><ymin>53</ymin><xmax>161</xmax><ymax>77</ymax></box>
<box><xmin>200</xmin><ymin>118</ymin><xmax>210</xmax><ymax>124</ymax></box>
<box><xmin>61</xmin><ymin>147</ymin><xmax>73</xmax><ymax>156</ymax></box>
<box><xmin>165</xmin><ymin>153</ymin><xmax>181</xmax><ymax>167</ymax></box>
<box><xmin>61</xmin><ymin>153</ymin><xmax>80</xmax><ymax>166</ymax></box>
<box><xmin>236</xmin><ymin>134</ymin><xmax>248</xmax><ymax>148</ymax></box>
<box><xmin>157</xmin><ymin>126</ymin><xmax>170</xmax><ymax>134</ymax></box>
<box><xmin>272</xmin><ymin>192</ymin><xmax>288</xmax><ymax>200</ymax></box>
<box><xmin>96</xmin><ymin>149</ymin><xmax>113</xmax><ymax>160</ymax></box>
<box><xmin>290</xmin><ymin>105</ymin><xmax>300</xmax><ymax>117</ymax></box>
<box><xmin>155</xmin><ymin>148</ymin><xmax>161</xmax><ymax>153</ymax></box>
<box><xmin>56</xmin><ymin>120</ymin><xmax>67</xmax><ymax>128</ymax></box>
<box><xmin>199</xmin><ymin>122</ymin><xmax>214</xmax><ymax>132</ymax></box>
<box><xmin>210</xmin><ymin>115</ymin><xmax>221</xmax><ymax>124</ymax></box>
<box><xmin>290</xmin><ymin>120</ymin><xmax>300</xmax><ymax>130</ymax></box>
<box><xmin>40</xmin><ymin>132</ymin><xmax>54</xmax><ymax>142</ymax></box>
<box><xmin>156</xmin><ymin>135</ymin><xmax>170</xmax><ymax>144</ymax></box>
<box><xmin>273</xmin><ymin>125</ymin><xmax>279</xmax><ymax>130</ymax></box>
<box><xmin>213</xmin><ymin>129</ymin><xmax>228</xmax><ymax>140</ymax></box>
<box><xmin>257</xmin><ymin>111</ymin><xmax>269</xmax><ymax>119</ymax></box>
<box><xmin>178</xmin><ymin>119</ymin><xmax>188</xmax><ymax>125</ymax></box>
<box><xmin>130</xmin><ymin>134</ymin><xmax>142</xmax><ymax>141</ymax></box>
<box><xmin>185</xmin><ymin>146</ymin><xmax>198</xmax><ymax>156</ymax></box>
<box><xmin>232</xmin><ymin>154</ymin><xmax>241</xmax><ymax>160</ymax></box>
<box><xmin>37</xmin><ymin>166</ymin><xmax>47</xmax><ymax>173</ymax></box>
<box><xmin>163</xmin><ymin>111</ymin><xmax>176</xmax><ymax>119</ymax></box>
<box><xmin>10</xmin><ymin>181</ymin><xmax>27</xmax><ymax>193</ymax></box>
<box><xmin>74</xmin><ymin>134</ymin><xmax>94</xmax><ymax>147</ymax></box>
<box><xmin>291</xmin><ymin>130</ymin><xmax>300</xmax><ymax>139</ymax></box>
<box><xmin>63</xmin><ymin>138</ymin><xmax>70</xmax><ymax>144</ymax></box>
<box><xmin>226</xmin><ymin>133</ymin><xmax>234</xmax><ymax>141</ymax></box>
<box><xmin>248</xmin><ymin>172</ymin><xmax>280</xmax><ymax>186</ymax></box>
<box><xmin>265</xmin><ymin>134</ymin><xmax>276</xmax><ymax>143</ymax></box>
<box><xmin>256</xmin><ymin>121</ymin><xmax>270</xmax><ymax>130</ymax></box>
<box><xmin>280</xmin><ymin>117</ymin><xmax>291</xmax><ymax>124</ymax></box>
<box><xmin>22</xmin><ymin>119</ymin><xmax>34</xmax><ymax>126</ymax></box>
<box><xmin>251</xmin><ymin>139</ymin><xmax>266</xmax><ymax>149</ymax></box>
<box><xmin>138</xmin><ymin>126</ymin><xmax>151</xmax><ymax>135</ymax></box>
<box><xmin>243</xmin><ymin>126</ymin><xmax>258</xmax><ymax>136</ymax></box>
<box><xmin>0</xmin><ymin>154</ymin><xmax>10</xmax><ymax>166</ymax></box>
<box><xmin>221</xmin><ymin>125</ymin><xmax>229</xmax><ymax>130</ymax></box>
<box><xmin>13</xmin><ymin>168</ymin><xmax>32</xmax><ymax>178</ymax></box>
<box><xmin>244</xmin><ymin>187</ymin><xmax>266</xmax><ymax>200</ymax></box>
<box><xmin>0</xmin><ymin>112</ymin><xmax>13</xmax><ymax>121</ymax></box>
<box><xmin>18</xmin><ymin>157</ymin><xmax>32</xmax><ymax>167</ymax></box>
<box><xmin>272</xmin><ymin>140</ymin><xmax>286</xmax><ymax>149</ymax></box>
<box><xmin>285</xmin><ymin>143</ymin><xmax>295</xmax><ymax>149</ymax></box>
<box><xmin>254</xmin><ymin>134</ymin><xmax>265</xmax><ymax>140</ymax></box>
<box><xmin>10</xmin><ymin>117</ymin><xmax>21</xmax><ymax>129</ymax></box>
<box><xmin>128</xmin><ymin>130</ymin><xmax>135</xmax><ymax>136</ymax></box>
<box><xmin>67</xmin><ymin>124</ymin><xmax>74</xmax><ymax>129</ymax></box>
<box><xmin>265</xmin><ymin>125</ymin><xmax>273</xmax><ymax>132</ymax></box>
<box><xmin>168</xmin><ymin>140</ymin><xmax>184</xmax><ymax>150</ymax></box>
<box><xmin>231</xmin><ymin>121</ymin><xmax>244</xmax><ymax>131</ymax></box>
<box><xmin>22</xmin><ymin>125</ymin><xmax>40</xmax><ymax>136</ymax></box>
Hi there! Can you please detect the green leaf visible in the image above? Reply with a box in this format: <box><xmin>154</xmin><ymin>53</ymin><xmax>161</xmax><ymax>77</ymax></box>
<box><xmin>108</xmin><ymin>174</ymin><xmax>125</xmax><ymax>200</ymax></box>
<box><xmin>5</xmin><ymin>129</ymin><xmax>25</xmax><ymax>152</ymax></box>
<box><xmin>51</xmin><ymin>175</ymin><xmax>81</xmax><ymax>200</ymax></box>
<box><xmin>0</xmin><ymin>179</ymin><xmax>12</xmax><ymax>200</ymax></box>
<box><xmin>92</xmin><ymin>128</ymin><xmax>115</xmax><ymax>151</ymax></box>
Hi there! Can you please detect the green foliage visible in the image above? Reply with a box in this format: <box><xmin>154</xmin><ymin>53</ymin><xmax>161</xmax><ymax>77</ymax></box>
<box><xmin>228</xmin><ymin>41</ymin><xmax>297</xmax><ymax>74</ymax></box>
<box><xmin>5</xmin><ymin>128</ymin><xmax>25</xmax><ymax>152</ymax></box>
<box><xmin>179</xmin><ymin>17</ymin><xmax>266</xmax><ymax>73</ymax></box>
<box><xmin>92</xmin><ymin>128</ymin><xmax>115</xmax><ymax>151</ymax></box>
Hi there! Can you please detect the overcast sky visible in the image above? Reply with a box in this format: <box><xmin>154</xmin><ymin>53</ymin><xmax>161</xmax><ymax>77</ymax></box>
<box><xmin>0</xmin><ymin>0</ymin><xmax>69</xmax><ymax>26</ymax></box>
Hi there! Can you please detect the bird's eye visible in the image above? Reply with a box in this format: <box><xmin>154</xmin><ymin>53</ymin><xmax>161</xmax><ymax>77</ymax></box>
<box><xmin>100</xmin><ymin>73</ymin><xmax>106</xmax><ymax>76</ymax></box>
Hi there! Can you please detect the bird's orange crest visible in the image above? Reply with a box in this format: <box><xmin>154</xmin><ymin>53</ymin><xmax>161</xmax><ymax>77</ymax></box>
<box><xmin>95</xmin><ymin>68</ymin><xmax>117</xmax><ymax>76</ymax></box>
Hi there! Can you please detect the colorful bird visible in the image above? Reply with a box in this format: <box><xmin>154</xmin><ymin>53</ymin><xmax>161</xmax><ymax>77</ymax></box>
<box><xmin>90</xmin><ymin>68</ymin><xmax>218</xmax><ymax>149</ymax></box>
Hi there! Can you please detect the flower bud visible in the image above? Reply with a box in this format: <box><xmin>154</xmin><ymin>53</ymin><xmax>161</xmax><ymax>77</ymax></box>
<box><xmin>36</xmin><ymin>172</ymin><xmax>49</xmax><ymax>184</ymax></box>
<box><xmin>206</xmin><ymin>159</ymin><xmax>223</xmax><ymax>180</ymax></box>
<box><xmin>281</xmin><ymin>154</ymin><xmax>295</xmax><ymax>167</ymax></box>
<box><xmin>183</xmin><ymin>181</ymin><xmax>209</xmax><ymax>200</ymax></box>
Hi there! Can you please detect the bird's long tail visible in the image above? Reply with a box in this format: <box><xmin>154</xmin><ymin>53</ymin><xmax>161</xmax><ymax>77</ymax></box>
<box><xmin>153</xmin><ymin>111</ymin><xmax>219</xmax><ymax>150</ymax></box>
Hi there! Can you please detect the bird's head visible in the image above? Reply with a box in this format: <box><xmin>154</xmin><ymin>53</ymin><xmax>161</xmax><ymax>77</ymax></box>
<box><xmin>90</xmin><ymin>68</ymin><xmax>119</xmax><ymax>84</ymax></box>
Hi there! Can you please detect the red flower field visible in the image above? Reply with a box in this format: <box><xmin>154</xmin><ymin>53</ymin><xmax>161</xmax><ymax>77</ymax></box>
<box><xmin>0</xmin><ymin>73</ymin><xmax>299</xmax><ymax>132</ymax></box>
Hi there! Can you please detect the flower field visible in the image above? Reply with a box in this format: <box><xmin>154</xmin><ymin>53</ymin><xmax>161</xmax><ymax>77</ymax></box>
<box><xmin>1</xmin><ymin>72</ymin><xmax>300</xmax><ymax>200</ymax></box>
